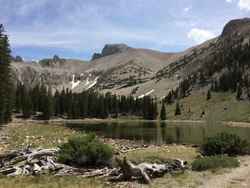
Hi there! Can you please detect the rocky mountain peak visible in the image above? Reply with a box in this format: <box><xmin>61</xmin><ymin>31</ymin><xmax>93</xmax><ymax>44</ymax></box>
<box><xmin>12</xmin><ymin>55</ymin><xmax>23</xmax><ymax>62</ymax></box>
<box><xmin>91</xmin><ymin>43</ymin><xmax>131</xmax><ymax>60</ymax></box>
<box><xmin>222</xmin><ymin>18</ymin><xmax>250</xmax><ymax>37</ymax></box>
<box><xmin>102</xmin><ymin>44</ymin><xmax>130</xmax><ymax>56</ymax></box>
<box><xmin>39</xmin><ymin>55</ymin><xmax>66</xmax><ymax>68</ymax></box>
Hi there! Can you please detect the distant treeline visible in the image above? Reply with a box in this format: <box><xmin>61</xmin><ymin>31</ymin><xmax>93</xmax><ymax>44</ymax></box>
<box><xmin>15</xmin><ymin>84</ymin><xmax>158</xmax><ymax>120</ymax></box>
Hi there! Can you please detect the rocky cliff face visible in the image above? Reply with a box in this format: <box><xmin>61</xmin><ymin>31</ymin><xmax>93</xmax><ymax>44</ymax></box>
<box><xmin>11</xmin><ymin>18</ymin><xmax>250</xmax><ymax>98</ymax></box>
<box><xmin>91</xmin><ymin>44</ymin><xmax>131</xmax><ymax>60</ymax></box>
<box><xmin>222</xmin><ymin>18</ymin><xmax>250</xmax><ymax>37</ymax></box>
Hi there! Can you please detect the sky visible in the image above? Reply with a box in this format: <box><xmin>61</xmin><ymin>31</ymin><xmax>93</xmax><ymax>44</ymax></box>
<box><xmin>1</xmin><ymin>0</ymin><xmax>250</xmax><ymax>61</ymax></box>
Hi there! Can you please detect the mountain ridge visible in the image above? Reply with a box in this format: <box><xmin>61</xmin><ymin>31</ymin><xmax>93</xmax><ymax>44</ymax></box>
<box><xmin>11</xmin><ymin>17</ymin><xmax>250</xmax><ymax>99</ymax></box>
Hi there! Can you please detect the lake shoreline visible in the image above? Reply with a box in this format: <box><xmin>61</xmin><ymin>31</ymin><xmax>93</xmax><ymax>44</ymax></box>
<box><xmin>10</xmin><ymin>118</ymin><xmax>250</xmax><ymax>128</ymax></box>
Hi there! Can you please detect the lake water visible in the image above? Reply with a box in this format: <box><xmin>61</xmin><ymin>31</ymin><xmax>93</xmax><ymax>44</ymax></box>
<box><xmin>66</xmin><ymin>122</ymin><xmax>250</xmax><ymax>145</ymax></box>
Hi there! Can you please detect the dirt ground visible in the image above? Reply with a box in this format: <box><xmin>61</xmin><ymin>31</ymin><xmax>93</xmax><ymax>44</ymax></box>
<box><xmin>199</xmin><ymin>156</ymin><xmax>250</xmax><ymax>188</ymax></box>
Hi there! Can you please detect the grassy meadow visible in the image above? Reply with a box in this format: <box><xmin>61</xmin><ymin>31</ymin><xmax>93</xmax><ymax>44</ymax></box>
<box><xmin>167</xmin><ymin>91</ymin><xmax>250</xmax><ymax>122</ymax></box>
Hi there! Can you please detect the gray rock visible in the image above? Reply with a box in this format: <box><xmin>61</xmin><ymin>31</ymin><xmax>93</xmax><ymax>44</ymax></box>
<box><xmin>91</xmin><ymin>44</ymin><xmax>130</xmax><ymax>60</ymax></box>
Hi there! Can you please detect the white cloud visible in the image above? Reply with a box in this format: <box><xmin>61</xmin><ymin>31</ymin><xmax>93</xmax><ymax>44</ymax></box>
<box><xmin>238</xmin><ymin>0</ymin><xmax>250</xmax><ymax>10</ymax></box>
<box><xmin>226</xmin><ymin>0</ymin><xmax>233</xmax><ymax>3</ymax></box>
<box><xmin>184</xmin><ymin>6</ymin><xmax>192</xmax><ymax>12</ymax></box>
<box><xmin>187</xmin><ymin>28</ymin><xmax>216</xmax><ymax>44</ymax></box>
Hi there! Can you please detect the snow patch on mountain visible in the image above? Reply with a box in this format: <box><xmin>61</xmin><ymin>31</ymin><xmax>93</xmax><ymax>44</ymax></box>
<box><xmin>86</xmin><ymin>77</ymin><xmax>99</xmax><ymax>90</ymax></box>
<box><xmin>85</xmin><ymin>77</ymin><xmax>90</xmax><ymax>86</ymax></box>
<box><xmin>71</xmin><ymin>74</ymin><xmax>81</xmax><ymax>89</ymax></box>
<box><xmin>138</xmin><ymin>89</ymin><xmax>155</xmax><ymax>99</ymax></box>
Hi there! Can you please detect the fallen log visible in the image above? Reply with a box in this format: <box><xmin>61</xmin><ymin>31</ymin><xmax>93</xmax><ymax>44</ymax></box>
<box><xmin>0</xmin><ymin>147</ymin><xmax>188</xmax><ymax>182</ymax></box>
<box><xmin>81</xmin><ymin>167</ymin><xmax>116</xmax><ymax>178</ymax></box>
<box><xmin>0</xmin><ymin>148</ymin><xmax>60</xmax><ymax>176</ymax></box>
<box><xmin>26</xmin><ymin>149</ymin><xmax>59</xmax><ymax>162</ymax></box>
<box><xmin>113</xmin><ymin>157</ymin><xmax>187</xmax><ymax>184</ymax></box>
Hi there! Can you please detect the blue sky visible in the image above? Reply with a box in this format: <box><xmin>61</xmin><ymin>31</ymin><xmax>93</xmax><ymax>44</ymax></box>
<box><xmin>1</xmin><ymin>0</ymin><xmax>250</xmax><ymax>61</ymax></box>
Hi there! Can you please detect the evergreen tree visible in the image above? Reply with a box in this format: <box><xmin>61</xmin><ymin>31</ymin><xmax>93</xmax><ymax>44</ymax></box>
<box><xmin>236</xmin><ymin>84</ymin><xmax>242</xmax><ymax>100</ymax></box>
<box><xmin>54</xmin><ymin>90</ymin><xmax>60</xmax><ymax>116</ymax></box>
<box><xmin>31</xmin><ymin>84</ymin><xmax>41</xmax><ymax>113</ymax></box>
<box><xmin>60</xmin><ymin>88</ymin><xmax>66</xmax><ymax>115</ymax></box>
<box><xmin>113</xmin><ymin>96</ymin><xmax>119</xmax><ymax>118</ymax></box>
<box><xmin>160</xmin><ymin>101</ymin><xmax>166</xmax><ymax>120</ymax></box>
<box><xmin>14</xmin><ymin>82</ymin><xmax>162</xmax><ymax>121</ymax></box>
<box><xmin>206</xmin><ymin>89</ymin><xmax>212</xmax><ymax>101</ymax></box>
<box><xmin>15</xmin><ymin>83</ymin><xmax>22</xmax><ymax>113</ymax></box>
<box><xmin>0</xmin><ymin>24</ymin><xmax>14</xmax><ymax>124</ymax></box>
<box><xmin>21</xmin><ymin>86</ymin><xmax>33</xmax><ymax>118</ymax></box>
<box><xmin>199</xmin><ymin>72</ymin><xmax>206</xmax><ymax>84</ymax></box>
<box><xmin>175</xmin><ymin>101</ymin><xmax>181</xmax><ymax>116</ymax></box>
<box><xmin>40</xmin><ymin>86</ymin><xmax>53</xmax><ymax>120</ymax></box>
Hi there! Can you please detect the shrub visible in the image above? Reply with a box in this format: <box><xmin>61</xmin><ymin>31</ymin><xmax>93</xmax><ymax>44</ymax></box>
<box><xmin>202</xmin><ymin>132</ymin><xmax>249</xmax><ymax>156</ymax></box>
<box><xmin>58</xmin><ymin>134</ymin><xmax>113</xmax><ymax>167</ymax></box>
<box><xmin>192</xmin><ymin>155</ymin><xmax>239</xmax><ymax>171</ymax></box>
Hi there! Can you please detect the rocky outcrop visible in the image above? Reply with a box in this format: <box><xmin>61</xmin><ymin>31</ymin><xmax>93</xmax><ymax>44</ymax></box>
<box><xmin>91</xmin><ymin>44</ymin><xmax>131</xmax><ymax>60</ymax></box>
<box><xmin>39</xmin><ymin>55</ymin><xmax>67</xmax><ymax>68</ymax></box>
<box><xmin>222</xmin><ymin>18</ymin><xmax>250</xmax><ymax>37</ymax></box>
<box><xmin>102</xmin><ymin>44</ymin><xmax>130</xmax><ymax>56</ymax></box>
<box><xmin>11</xmin><ymin>55</ymin><xmax>23</xmax><ymax>62</ymax></box>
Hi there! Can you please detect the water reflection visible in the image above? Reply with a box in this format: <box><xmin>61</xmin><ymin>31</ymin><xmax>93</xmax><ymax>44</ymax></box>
<box><xmin>66</xmin><ymin>121</ymin><xmax>250</xmax><ymax>145</ymax></box>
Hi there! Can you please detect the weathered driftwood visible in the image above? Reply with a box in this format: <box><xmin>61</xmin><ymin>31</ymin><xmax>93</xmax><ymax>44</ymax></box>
<box><xmin>113</xmin><ymin>157</ymin><xmax>187</xmax><ymax>184</ymax></box>
<box><xmin>0</xmin><ymin>147</ymin><xmax>113</xmax><ymax>177</ymax></box>
<box><xmin>81</xmin><ymin>167</ymin><xmax>116</xmax><ymax>178</ymax></box>
<box><xmin>0</xmin><ymin>147</ymin><xmax>62</xmax><ymax>176</ymax></box>
<box><xmin>0</xmin><ymin>147</ymin><xmax>188</xmax><ymax>182</ymax></box>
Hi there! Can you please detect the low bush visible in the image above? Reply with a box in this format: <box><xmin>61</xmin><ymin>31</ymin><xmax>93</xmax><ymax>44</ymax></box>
<box><xmin>58</xmin><ymin>134</ymin><xmax>113</xmax><ymax>167</ymax></box>
<box><xmin>191</xmin><ymin>155</ymin><xmax>239</xmax><ymax>171</ymax></box>
<box><xmin>202</xmin><ymin>132</ymin><xmax>249</xmax><ymax>156</ymax></box>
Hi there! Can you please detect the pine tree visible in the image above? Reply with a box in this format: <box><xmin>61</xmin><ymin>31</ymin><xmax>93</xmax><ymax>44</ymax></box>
<box><xmin>113</xmin><ymin>96</ymin><xmax>119</xmax><ymax>118</ymax></box>
<box><xmin>236</xmin><ymin>84</ymin><xmax>242</xmax><ymax>100</ymax></box>
<box><xmin>153</xmin><ymin>100</ymin><xmax>158</xmax><ymax>120</ymax></box>
<box><xmin>175</xmin><ymin>101</ymin><xmax>181</xmax><ymax>116</ymax></box>
<box><xmin>45</xmin><ymin>87</ymin><xmax>53</xmax><ymax>120</ymax></box>
<box><xmin>60</xmin><ymin>88</ymin><xmax>66</xmax><ymax>115</ymax></box>
<box><xmin>15</xmin><ymin>83</ymin><xmax>22</xmax><ymax>113</ymax></box>
<box><xmin>160</xmin><ymin>101</ymin><xmax>166</xmax><ymax>120</ymax></box>
<box><xmin>54</xmin><ymin>90</ymin><xmax>60</xmax><ymax>116</ymax></box>
<box><xmin>0</xmin><ymin>24</ymin><xmax>14</xmax><ymax>124</ymax></box>
<box><xmin>31</xmin><ymin>84</ymin><xmax>41</xmax><ymax>113</ymax></box>
<box><xmin>40</xmin><ymin>86</ymin><xmax>53</xmax><ymax>120</ymax></box>
<box><xmin>206</xmin><ymin>89</ymin><xmax>211</xmax><ymax>101</ymax></box>
<box><xmin>21</xmin><ymin>86</ymin><xmax>33</xmax><ymax>118</ymax></box>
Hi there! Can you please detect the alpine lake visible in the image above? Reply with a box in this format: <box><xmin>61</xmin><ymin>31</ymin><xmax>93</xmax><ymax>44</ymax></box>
<box><xmin>65</xmin><ymin>121</ymin><xmax>250</xmax><ymax>145</ymax></box>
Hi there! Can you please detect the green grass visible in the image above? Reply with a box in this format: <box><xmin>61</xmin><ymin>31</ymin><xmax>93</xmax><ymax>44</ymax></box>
<box><xmin>125</xmin><ymin>145</ymin><xmax>198</xmax><ymax>164</ymax></box>
<box><xmin>191</xmin><ymin>155</ymin><xmax>240</xmax><ymax>171</ymax></box>
<box><xmin>5</xmin><ymin>124</ymin><xmax>79</xmax><ymax>149</ymax></box>
<box><xmin>0</xmin><ymin>176</ymin><xmax>106</xmax><ymax>188</ymax></box>
<box><xmin>166</xmin><ymin>91</ymin><xmax>250</xmax><ymax>122</ymax></box>
<box><xmin>0</xmin><ymin>172</ymin><xmax>209</xmax><ymax>188</ymax></box>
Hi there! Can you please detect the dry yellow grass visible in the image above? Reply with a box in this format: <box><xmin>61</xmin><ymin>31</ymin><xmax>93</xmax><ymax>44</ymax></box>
<box><xmin>5</xmin><ymin>123</ymin><xmax>79</xmax><ymax>149</ymax></box>
<box><xmin>125</xmin><ymin>145</ymin><xmax>198</xmax><ymax>164</ymax></box>
<box><xmin>0</xmin><ymin>176</ymin><xmax>106</xmax><ymax>188</ymax></box>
